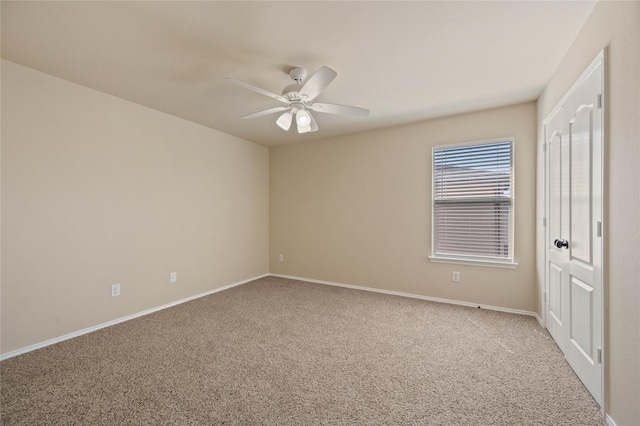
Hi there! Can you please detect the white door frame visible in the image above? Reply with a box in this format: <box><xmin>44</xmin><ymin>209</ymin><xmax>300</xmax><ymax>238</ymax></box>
<box><xmin>541</xmin><ymin>48</ymin><xmax>607</xmax><ymax>413</ymax></box>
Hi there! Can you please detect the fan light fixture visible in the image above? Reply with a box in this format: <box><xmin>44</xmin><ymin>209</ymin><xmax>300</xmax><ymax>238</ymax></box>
<box><xmin>276</xmin><ymin>112</ymin><xmax>293</xmax><ymax>131</ymax></box>
<box><xmin>296</xmin><ymin>109</ymin><xmax>310</xmax><ymax>126</ymax></box>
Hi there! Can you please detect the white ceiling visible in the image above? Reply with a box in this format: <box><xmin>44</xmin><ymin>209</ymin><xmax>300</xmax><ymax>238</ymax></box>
<box><xmin>1</xmin><ymin>1</ymin><xmax>596</xmax><ymax>147</ymax></box>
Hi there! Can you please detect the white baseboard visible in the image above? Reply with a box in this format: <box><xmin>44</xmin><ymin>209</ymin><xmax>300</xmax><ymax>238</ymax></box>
<box><xmin>533</xmin><ymin>312</ymin><xmax>544</xmax><ymax>327</ymax></box>
<box><xmin>270</xmin><ymin>273</ymin><xmax>537</xmax><ymax>318</ymax></box>
<box><xmin>0</xmin><ymin>273</ymin><xmax>269</xmax><ymax>361</ymax></box>
<box><xmin>0</xmin><ymin>272</ymin><xmax>542</xmax><ymax>360</ymax></box>
<box><xmin>605</xmin><ymin>414</ymin><xmax>617</xmax><ymax>426</ymax></box>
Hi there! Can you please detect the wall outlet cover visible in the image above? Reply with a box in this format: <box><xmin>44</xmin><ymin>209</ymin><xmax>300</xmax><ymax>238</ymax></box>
<box><xmin>111</xmin><ymin>284</ymin><xmax>121</xmax><ymax>297</ymax></box>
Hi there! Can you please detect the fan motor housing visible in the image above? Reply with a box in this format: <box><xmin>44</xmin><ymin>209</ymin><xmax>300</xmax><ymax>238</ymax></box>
<box><xmin>282</xmin><ymin>84</ymin><xmax>304</xmax><ymax>102</ymax></box>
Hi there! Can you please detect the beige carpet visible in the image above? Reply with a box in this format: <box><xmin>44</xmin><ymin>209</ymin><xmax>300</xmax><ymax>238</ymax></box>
<box><xmin>1</xmin><ymin>276</ymin><xmax>605</xmax><ymax>425</ymax></box>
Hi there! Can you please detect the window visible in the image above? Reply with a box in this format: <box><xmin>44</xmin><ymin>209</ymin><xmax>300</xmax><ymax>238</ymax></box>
<box><xmin>430</xmin><ymin>138</ymin><xmax>516</xmax><ymax>268</ymax></box>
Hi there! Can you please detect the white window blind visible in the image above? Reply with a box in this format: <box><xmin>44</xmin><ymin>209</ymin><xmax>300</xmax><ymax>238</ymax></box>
<box><xmin>432</xmin><ymin>139</ymin><xmax>514</xmax><ymax>262</ymax></box>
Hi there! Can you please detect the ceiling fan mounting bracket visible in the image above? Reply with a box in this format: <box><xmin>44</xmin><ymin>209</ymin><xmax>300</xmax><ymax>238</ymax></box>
<box><xmin>288</xmin><ymin>67</ymin><xmax>307</xmax><ymax>83</ymax></box>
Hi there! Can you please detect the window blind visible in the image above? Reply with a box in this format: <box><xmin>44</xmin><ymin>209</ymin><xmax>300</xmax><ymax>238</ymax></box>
<box><xmin>433</xmin><ymin>140</ymin><xmax>513</xmax><ymax>261</ymax></box>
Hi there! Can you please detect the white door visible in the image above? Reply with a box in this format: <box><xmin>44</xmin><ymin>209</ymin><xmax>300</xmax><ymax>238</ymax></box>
<box><xmin>544</xmin><ymin>107</ymin><xmax>567</xmax><ymax>351</ymax></box>
<box><xmin>544</xmin><ymin>52</ymin><xmax>604</xmax><ymax>405</ymax></box>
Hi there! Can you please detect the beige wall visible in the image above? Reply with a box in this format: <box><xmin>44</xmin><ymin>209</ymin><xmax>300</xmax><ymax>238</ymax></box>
<box><xmin>1</xmin><ymin>60</ymin><xmax>269</xmax><ymax>355</ymax></box>
<box><xmin>270</xmin><ymin>102</ymin><xmax>537</xmax><ymax>312</ymax></box>
<box><xmin>4</xmin><ymin>3</ymin><xmax>637</xmax><ymax>420</ymax></box>
<box><xmin>536</xmin><ymin>1</ymin><xmax>640</xmax><ymax>424</ymax></box>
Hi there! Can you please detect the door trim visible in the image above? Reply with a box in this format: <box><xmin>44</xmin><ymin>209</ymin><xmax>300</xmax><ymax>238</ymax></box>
<box><xmin>541</xmin><ymin>48</ymin><xmax>607</xmax><ymax>413</ymax></box>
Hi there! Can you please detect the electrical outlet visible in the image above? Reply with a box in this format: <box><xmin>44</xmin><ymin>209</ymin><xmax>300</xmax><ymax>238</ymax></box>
<box><xmin>111</xmin><ymin>284</ymin><xmax>121</xmax><ymax>297</ymax></box>
<box><xmin>452</xmin><ymin>271</ymin><xmax>460</xmax><ymax>282</ymax></box>
<box><xmin>278</xmin><ymin>254</ymin><xmax>284</xmax><ymax>262</ymax></box>
<box><xmin>170</xmin><ymin>272</ymin><xmax>177</xmax><ymax>283</ymax></box>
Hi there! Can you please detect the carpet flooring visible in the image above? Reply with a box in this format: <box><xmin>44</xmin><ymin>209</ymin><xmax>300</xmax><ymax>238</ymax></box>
<box><xmin>1</xmin><ymin>276</ymin><xmax>605</xmax><ymax>425</ymax></box>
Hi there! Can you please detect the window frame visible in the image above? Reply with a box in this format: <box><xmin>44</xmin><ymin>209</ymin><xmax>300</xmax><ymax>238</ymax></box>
<box><xmin>428</xmin><ymin>137</ymin><xmax>518</xmax><ymax>269</ymax></box>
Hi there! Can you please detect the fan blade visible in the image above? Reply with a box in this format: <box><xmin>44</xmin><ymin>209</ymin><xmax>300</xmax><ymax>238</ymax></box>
<box><xmin>308</xmin><ymin>102</ymin><xmax>370</xmax><ymax>117</ymax></box>
<box><xmin>224</xmin><ymin>78</ymin><xmax>288</xmax><ymax>103</ymax></box>
<box><xmin>276</xmin><ymin>111</ymin><xmax>293</xmax><ymax>131</ymax></box>
<box><xmin>242</xmin><ymin>106</ymin><xmax>289</xmax><ymax>120</ymax></box>
<box><xmin>299</xmin><ymin>66</ymin><xmax>337</xmax><ymax>101</ymax></box>
<box><xmin>308</xmin><ymin>111</ymin><xmax>319</xmax><ymax>132</ymax></box>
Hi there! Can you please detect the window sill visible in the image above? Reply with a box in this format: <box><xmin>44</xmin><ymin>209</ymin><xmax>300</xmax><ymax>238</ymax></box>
<box><xmin>428</xmin><ymin>256</ymin><xmax>518</xmax><ymax>269</ymax></box>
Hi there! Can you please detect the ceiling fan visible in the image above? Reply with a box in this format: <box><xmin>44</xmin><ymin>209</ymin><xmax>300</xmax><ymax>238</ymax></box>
<box><xmin>225</xmin><ymin>66</ymin><xmax>369</xmax><ymax>134</ymax></box>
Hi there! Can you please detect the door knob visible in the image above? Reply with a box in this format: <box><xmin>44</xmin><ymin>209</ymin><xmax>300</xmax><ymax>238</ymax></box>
<box><xmin>554</xmin><ymin>239</ymin><xmax>569</xmax><ymax>249</ymax></box>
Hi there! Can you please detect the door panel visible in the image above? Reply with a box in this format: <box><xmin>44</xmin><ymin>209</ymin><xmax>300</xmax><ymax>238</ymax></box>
<box><xmin>570</xmin><ymin>276</ymin><xmax>593</xmax><ymax>362</ymax></box>
<box><xmin>570</xmin><ymin>106</ymin><xmax>593</xmax><ymax>265</ymax></box>
<box><xmin>544</xmin><ymin>53</ymin><xmax>603</xmax><ymax>405</ymax></box>
<box><xmin>549</xmin><ymin>131</ymin><xmax>562</xmax><ymax>246</ymax></box>
<box><xmin>549</xmin><ymin>262</ymin><xmax>563</xmax><ymax>326</ymax></box>
<box><xmin>545</xmin><ymin>110</ymin><xmax>566</xmax><ymax>349</ymax></box>
<box><xmin>563</xmin><ymin>63</ymin><xmax>602</xmax><ymax>403</ymax></box>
